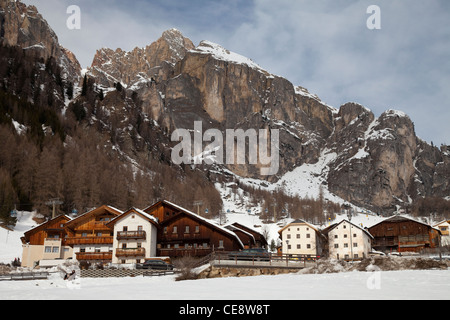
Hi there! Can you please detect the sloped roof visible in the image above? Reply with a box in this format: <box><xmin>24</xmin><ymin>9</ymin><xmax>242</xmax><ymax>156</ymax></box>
<box><xmin>145</xmin><ymin>200</ymin><xmax>244</xmax><ymax>249</ymax></box>
<box><xmin>324</xmin><ymin>219</ymin><xmax>374</xmax><ymax>239</ymax></box>
<box><xmin>106</xmin><ymin>207</ymin><xmax>159</xmax><ymax>228</ymax></box>
<box><xmin>22</xmin><ymin>214</ymin><xmax>72</xmax><ymax>243</ymax></box>
<box><xmin>64</xmin><ymin>205</ymin><xmax>123</xmax><ymax>229</ymax></box>
<box><xmin>278</xmin><ymin>219</ymin><xmax>321</xmax><ymax>235</ymax></box>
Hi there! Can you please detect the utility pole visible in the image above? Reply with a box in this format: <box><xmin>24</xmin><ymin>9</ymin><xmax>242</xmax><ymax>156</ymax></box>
<box><xmin>46</xmin><ymin>199</ymin><xmax>63</xmax><ymax>219</ymax></box>
<box><xmin>193</xmin><ymin>200</ymin><xmax>203</xmax><ymax>216</ymax></box>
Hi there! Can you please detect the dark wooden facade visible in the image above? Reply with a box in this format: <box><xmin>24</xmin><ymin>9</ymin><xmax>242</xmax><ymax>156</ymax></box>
<box><xmin>368</xmin><ymin>216</ymin><xmax>441</xmax><ymax>253</ymax></box>
<box><xmin>143</xmin><ymin>200</ymin><xmax>244</xmax><ymax>258</ymax></box>
<box><xmin>21</xmin><ymin>215</ymin><xmax>72</xmax><ymax>246</ymax></box>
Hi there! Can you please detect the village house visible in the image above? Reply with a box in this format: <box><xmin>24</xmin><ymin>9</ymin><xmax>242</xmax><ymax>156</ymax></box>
<box><xmin>106</xmin><ymin>208</ymin><xmax>159</xmax><ymax>264</ymax></box>
<box><xmin>143</xmin><ymin>200</ymin><xmax>244</xmax><ymax>258</ymax></box>
<box><xmin>323</xmin><ymin>219</ymin><xmax>373</xmax><ymax>260</ymax></box>
<box><xmin>21</xmin><ymin>215</ymin><xmax>73</xmax><ymax>268</ymax></box>
<box><xmin>368</xmin><ymin>215</ymin><xmax>441</xmax><ymax>253</ymax></box>
<box><xmin>64</xmin><ymin>205</ymin><xmax>123</xmax><ymax>264</ymax></box>
<box><xmin>434</xmin><ymin>220</ymin><xmax>450</xmax><ymax>246</ymax></box>
<box><xmin>20</xmin><ymin>201</ymin><xmax>264</xmax><ymax>267</ymax></box>
<box><xmin>278</xmin><ymin>219</ymin><xmax>325</xmax><ymax>258</ymax></box>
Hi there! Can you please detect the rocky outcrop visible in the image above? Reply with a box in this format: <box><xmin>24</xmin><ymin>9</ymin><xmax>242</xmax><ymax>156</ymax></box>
<box><xmin>88</xmin><ymin>28</ymin><xmax>449</xmax><ymax>212</ymax></box>
<box><xmin>88</xmin><ymin>29</ymin><xmax>194</xmax><ymax>88</ymax></box>
<box><xmin>0</xmin><ymin>0</ymin><xmax>81</xmax><ymax>83</ymax></box>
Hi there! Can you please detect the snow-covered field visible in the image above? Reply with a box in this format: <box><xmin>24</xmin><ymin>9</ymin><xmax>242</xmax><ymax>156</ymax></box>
<box><xmin>0</xmin><ymin>269</ymin><xmax>449</xmax><ymax>300</ymax></box>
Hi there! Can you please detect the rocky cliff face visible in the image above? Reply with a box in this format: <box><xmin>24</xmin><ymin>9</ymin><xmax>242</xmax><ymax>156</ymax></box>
<box><xmin>2</xmin><ymin>0</ymin><xmax>448</xmax><ymax>214</ymax></box>
<box><xmin>0</xmin><ymin>0</ymin><xmax>81</xmax><ymax>83</ymax></box>
<box><xmin>88</xmin><ymin>28</ymin><xmax>194</xmax><ymax>88</ymax></box>
<box><xmin>89</xmin><ymin>30</ymin><xmax>449</xmax><ymax>213</ymax></box>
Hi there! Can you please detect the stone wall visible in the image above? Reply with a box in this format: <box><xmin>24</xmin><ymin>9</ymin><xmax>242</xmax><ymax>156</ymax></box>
<box><xmin>197</xmin><ymin>266</ymin><xmax>301</xmax><ymax>279</ymax></box>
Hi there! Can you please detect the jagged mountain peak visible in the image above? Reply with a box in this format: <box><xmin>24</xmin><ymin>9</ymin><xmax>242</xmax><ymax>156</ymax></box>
<box><xmin>0</xmin><ymin>0</ymin><xmax>81</xmax><ymax>83</ymax></box>
<box><xmin>88</xmin><ymin>28</ymin><xmax>194</xmax><ymax>88</ymax></box>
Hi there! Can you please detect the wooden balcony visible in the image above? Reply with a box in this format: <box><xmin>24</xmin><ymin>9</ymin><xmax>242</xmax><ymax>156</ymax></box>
<box><xmin>158</xmin><ymin>247</ymin><xmax>213</xmax><ymax>258</ymax></box>
<box><xmin>115</xmin><ymin>248</ymin><xmax>146</xmax><ymax>257</ymax></box>
<box><xmin>117</xmin><ymin>231</ymin><xmax>146</xmax><ymax>240</ymax></box>
<box><xmin>66</xmin><ymin>236</ymin><xmax>114</xmax><ymax>246</ymax></box>
<box><xmin>76</xmin><ymin>252</ymin><xmax>112</xmax><ymax>261</ymax></box>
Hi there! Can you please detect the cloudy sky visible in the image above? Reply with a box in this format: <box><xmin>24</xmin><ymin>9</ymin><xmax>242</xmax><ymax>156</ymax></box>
<box><xmin>23</xmin><ymin>0</ymin><xmax>450</xmax><ymax>146</ymax></box>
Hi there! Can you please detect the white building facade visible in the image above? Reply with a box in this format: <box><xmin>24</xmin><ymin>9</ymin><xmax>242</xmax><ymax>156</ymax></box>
<box><xmin>279</xmin><ymin>220</ymin><xmax>324</xmax><ymax>257</ymax></box>
<box><xmin>108</xmin><ymin>208</ymin><xmax>158</xmax><ymax>264</ymax></box>
<box><xmin>327</xmin><ymin>220</ymin><xmax>373</xmax><ymax>260</ymax></box>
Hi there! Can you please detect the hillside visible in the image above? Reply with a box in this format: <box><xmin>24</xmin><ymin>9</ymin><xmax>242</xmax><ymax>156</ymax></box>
<box><xmin>0</xmin><ymin>0</ymin><xmax>449</xmax><ymax>227</ymax></box>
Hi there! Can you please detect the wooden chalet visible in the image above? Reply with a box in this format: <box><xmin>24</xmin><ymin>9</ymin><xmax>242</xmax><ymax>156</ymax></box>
<box><xmin>64</xmin><ymin>205</ymin><xmax>123</xmax><ymax>263</ymax></box>
<box><xmin>21</xmin><ymin>215</ymin><xmax>73</xmax><ymax>268</ymax></box>
<box><xmin>368</xmin><ymin>215</ymin><xmax>441</xmax><ymax>253</ymax></box>
<box><xmin>143</xmin><ymin>200</ymin><xmax>244</xmax><ymax>258</ymax></box>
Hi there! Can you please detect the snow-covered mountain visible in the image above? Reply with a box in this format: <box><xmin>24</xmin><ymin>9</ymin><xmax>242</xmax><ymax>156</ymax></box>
<box><xmin>1</xmin><ymin>0</ymin><xmax>449</xmax><ymax>220</ymax></box>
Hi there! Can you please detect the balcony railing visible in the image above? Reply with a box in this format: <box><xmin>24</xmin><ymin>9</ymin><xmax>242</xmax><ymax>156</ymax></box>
<box><xmin>117</xmin><ymin>231</ymin><xmax>146</xmax><ymax>240</ymax></box>
<box><xmin>66</xmin><ymin>236</ymin><xmax>114</xmax><ymax>245</ymax></box>
<box><xmin>115</xmin><ymin>248</ymin><xmax>146</xmax><ymax>257</ymax></box>
<box><xmin>75</xmin><ymin>252</ymin><xmax>112</xmax><ymax>261</ymax></box>
<box><xmin>157</xmin><ymin>247</ymin><xmax>213</xmax><ymax>258</ymax></box>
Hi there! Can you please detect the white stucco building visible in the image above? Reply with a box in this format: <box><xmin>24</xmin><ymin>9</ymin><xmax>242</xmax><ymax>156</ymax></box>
<box><xmin>279</xmin><ymin>219</ymin><xmax>325</xmax><ymax>258</ymax></box>
<box><xmin>107</xmin><ymin>208</ymin><xmax>159</xmax><ymax>264</ymax></box>
<box><xmin>325</xmin><ymin>219</ymin><xmax>373</xmax><ymax>260</ymax></box>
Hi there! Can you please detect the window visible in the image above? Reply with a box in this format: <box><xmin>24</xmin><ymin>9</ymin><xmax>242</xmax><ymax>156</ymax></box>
<box><xmin>82</xmin><ymin>232</ymin><xmax>88</xmax><ymax>237</ymax></box>
<box><xmin>45</xmin><ymin>246</ymin><xmax>52</xmax><ymax>253</ymax></box>
<box><xmin>123</xmin><ymin>226</ymin><xmax>128</xmax><ymax>232</ymax></box>
<box><xmin>353</xmin><ymin>233</ymin><xmax>357</xmax><ymax>238</ymax></box>
<box><xmin>52</xmin><ymin>247</ymin><xmax>59</xmax><ymax>253</ymax></box>
<box><xmin>288</xmin><ymin>245</ymin><xmax>292</xmax><ymax>250</ymax></box>
<box><xmin>95</xmin><ymin>248</ymin><xmax>100</xmax><ymax>253</ymax></box>
<box><xmin>307</xmin><ymin>244</ymin><xmax>311</xmax><ymax>249</ymax></box>
<box><xmin>138</xmin><ymin>226</ymin><xmax>143</xmax><ymax>231</ymax></box>
<box><xmin>195</xmin><ymin>226</ymin><xmax>200</xmax><ymax>233</ymax></box>
<box><xmin>96</xmin><ymin>232</ymin><xmax>102</xmax><ymax>237</ymax></box>
<box><xmin>185</xmin><ymin>226</ymin><xmax>190</xmax><ymax>234</ymax></box>
<box><xmin>353</xmin><ymin>243</ymin><xmax>358</xmax><ymax>248</ymax></box>
<box><xmin>219</xmin><ymin>240</ymin><xmax>224</xmax><ymax>248</ymax></box>
<box><xmin>287</xmin><ymin>234</ymin><xmax>291</xmax><ymax>239</ymax></box>
<box><xmin>203</xmin><ymin>243</ymin><xmax>208</xmax><ymax>249</ymax></box>
<box><xmin>334</xmin><ymin>235</ymin><xmax>338</xmax><ymax>239</ymax></box>
<box><xmin>164</xmin><ymin>227</ymin><xmax>168</xmax><ymax>234</ymax></box>
<box><xmin>122</xmin><ymin>243</ymin><xmax>127</xmax><ymax>249</ymax></box>
<box><xmin>306</xmin><ymin>234</ymin><xmax>311</xmax><ymax>239</ymax></box>
<box><xmin>334</xmin><ymin>244</ymin><xmax>339</xmax><ymax>249</ymax></box>
<box><xmin>174</xmin><ymin>244</ymin><xmax>179</xmax><ymax>249</ymax></box>
<box><xmin>173</xmin><ymin>226</ymin><xmax>178</xmax><ymax>234</ymax></box>
<box><xmin>296</xmin><ymin>234</ymin><xmax>300</xmax><ymax>239</ymax></box>
<box><xmin>344</xmin><ymin>234</ymin><xmax>348</xmax><ymax>238</ymax></box>
<box><xmin>297</xmin><ymin>244</ymin><xmax>301</xmax><ymax>249</ymax></box>
<box><xmin>137</xmin><ymin>243</ymin><xmax>142</xmax><ymax>248</ymax></box>
<box><xmin>344</xmin><ymin>243</ymin><xmax>349</xmax><ymax>248</ymax></box>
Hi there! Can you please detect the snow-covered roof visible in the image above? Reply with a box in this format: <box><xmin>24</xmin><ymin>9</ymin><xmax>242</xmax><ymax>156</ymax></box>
<box><xmin>107</xmin><ymin>207</ymin><xmax>159</xmax><ymax>226</ymax></box>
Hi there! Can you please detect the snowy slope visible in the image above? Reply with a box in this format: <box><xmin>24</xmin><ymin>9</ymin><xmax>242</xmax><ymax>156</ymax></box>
<box><xmin>0</xmin><ymin>212</ymin><xmax>38</xmax><ymax>264</ymax></box>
